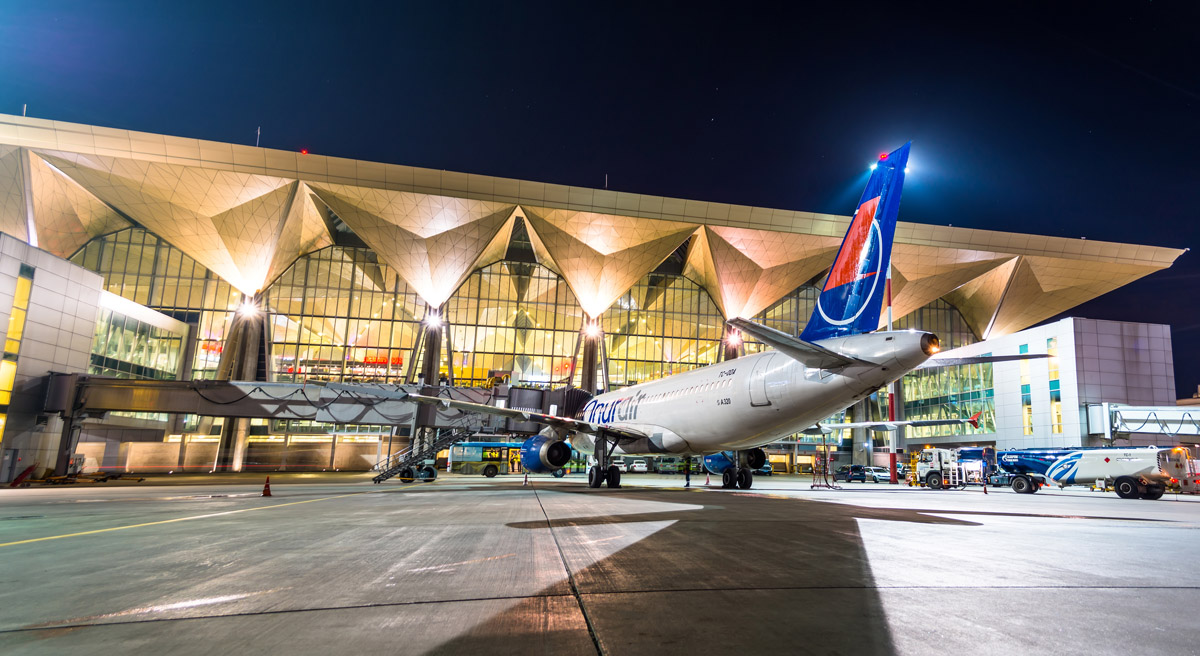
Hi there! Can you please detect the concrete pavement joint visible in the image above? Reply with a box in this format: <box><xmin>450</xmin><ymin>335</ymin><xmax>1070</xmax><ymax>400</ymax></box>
<box><xmin>531</xmin><ymin>483</ymin><xmax>605</xmax><ymax>656</ymax></box>
<box><xmin>0</xmin><ymin>486</ymin><xmax>416</xmax><ymax>548</ymax></box>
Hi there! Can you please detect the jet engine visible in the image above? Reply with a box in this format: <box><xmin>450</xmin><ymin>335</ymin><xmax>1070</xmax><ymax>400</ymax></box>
<box><xmin>520</xmin><ymin>434</ymin><xmax>572</xmax><ymax>474</ymax></box>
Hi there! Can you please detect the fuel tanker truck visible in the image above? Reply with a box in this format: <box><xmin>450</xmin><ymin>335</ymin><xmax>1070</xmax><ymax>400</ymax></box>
<box><xmin>916</xmin><ymin>445</ymin><xmax>1195</xmax><ymax>500</ymax></box>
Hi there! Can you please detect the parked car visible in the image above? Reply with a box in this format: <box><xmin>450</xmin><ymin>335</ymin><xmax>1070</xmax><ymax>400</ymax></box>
<box><xmin>866</xmin><ymin>466</ymin><xmax>891</xmax><ymax>483</ymax></box>
<box><xmin>609</xmin><ymin>458</ymin><xmax>628</xmax><ymax>472</ymax></box>
<box><xmin>832</xmin><ymin>464</ymin><xmax>868</xmax><ymax>482</ymax></box>
<box><xmin>629</xmin><ymin>459</ymin><xmax>649</xmax><ymax>473</ymax></box>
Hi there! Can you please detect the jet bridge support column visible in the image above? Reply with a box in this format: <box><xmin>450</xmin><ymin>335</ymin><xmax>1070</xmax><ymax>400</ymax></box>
<box><xmin>850</xmin><ymin>399</ymin><xmax>872</xmax><ymax>467</ymax></box>
<box><xmin>214</xmin><ymin>300</ymin><xmax>264</xmax><ymax>472</ymax></box>
<box><xmin>579</xmin><ymin>318</ymin><xmax>602</xmax><ymax>394</ymax></box>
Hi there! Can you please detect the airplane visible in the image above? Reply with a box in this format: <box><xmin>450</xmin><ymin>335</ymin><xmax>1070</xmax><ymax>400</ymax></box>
<box><xmin>371</xmin><ymin>142</ymin><xmax>1002</xmax><ymax>490</ymax></box>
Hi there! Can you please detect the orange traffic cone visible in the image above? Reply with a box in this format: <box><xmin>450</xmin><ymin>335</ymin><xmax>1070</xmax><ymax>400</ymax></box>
<box><xmin>705</xmin><ymin>472</ymin><xmax>711</xmax><ymax>486</ymax></box>
<box><xmin>522</xmin><ymin>472</ymin><xmax>529</xmax><ymax>486</ymax></box>
<box><xmin>262</xmin><ymin>476</ymin><xmax>272</xmax><ymax>497</ymax></box>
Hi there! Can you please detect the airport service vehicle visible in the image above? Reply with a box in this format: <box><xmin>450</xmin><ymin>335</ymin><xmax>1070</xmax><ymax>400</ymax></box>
<box><xmin>995</xmin><ymin>446</ymin><xmax>1192</xmax><ymax>500</ymax></box>
<box><xmin>917</xmin><ymin>445</ymin><xmax>1193</xmax><ymax>500</ymax></box>
<box><xmin>916</xmin><ymin>447</ymin><xmax>997</xmax><ymax>490</ymax></box>
<box><xmin>449</xmin><ymin>441</ymin><xmax>524</xmax><ymax>478</ymax></box>
<box><xmin>378</xmin><ymin>143</ymin><xmax>999</xmax><ymax>491</ymax></box>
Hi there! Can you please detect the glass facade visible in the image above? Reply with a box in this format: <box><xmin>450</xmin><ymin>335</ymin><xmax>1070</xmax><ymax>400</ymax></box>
<box><xmin>0</xmin><ymin>264</ymin><xmax>34</xmax><ymax>443</ymax></box>
<box><xmin>901</xmin><ymin>360</ymin><xmax>996</xmax><ymax>439</ymax></box>
<box><xmin>263</xmin><ymin>246</ymin><xmax>424</xmax><ymax>384</ymax></box>
<box><xmin>447</xmin><ymin>261</ymin><xmax>581</xmax><ymax>387</ymax></box>
<box><xmin>71</xmin><ymin>228</ymin><xmax>242</xmax><ymax>379</ymax></box>
<box><xmin>603</xmin><ymin>272</ymin><xmax>724</xmax><ymax>387</ymax></box>
<box><xmin>1019</xmin><ymin>343</ymin><xmax>1033</xmax><ymax>435</ymax></box>
<box><xmin>1048</xmin><ymin>337</ymin><xmax>1062</xmax><ymax>434</ymax></box>
<box><xmin>89</xmin><ymin>307</ymin><xmax>185</xmax><ymax>380</ymax></box>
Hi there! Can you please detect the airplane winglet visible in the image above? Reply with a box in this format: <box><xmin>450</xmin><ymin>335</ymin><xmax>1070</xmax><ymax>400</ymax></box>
<box><xmin>967</xmin><ymin>411</ymin><xmax>982</xmax><ymax>429</ymax></box>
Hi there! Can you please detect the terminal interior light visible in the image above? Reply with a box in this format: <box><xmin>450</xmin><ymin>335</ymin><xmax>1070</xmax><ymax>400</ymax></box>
<box><xmin>583</xmin><ymin>321</ymin><xmax>602</xmax><ymax>339</ymax></box>
<box><xmin>423</xmin><ymin>312</ymin><xmax>443</xmax><ymax>328</ymax></box>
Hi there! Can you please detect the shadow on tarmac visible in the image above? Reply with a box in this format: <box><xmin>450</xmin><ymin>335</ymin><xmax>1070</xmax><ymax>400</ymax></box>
<box><xmin>430</xmin><ymin>485</ymin><xmax>985</xmax><ymax>655</ymax></box>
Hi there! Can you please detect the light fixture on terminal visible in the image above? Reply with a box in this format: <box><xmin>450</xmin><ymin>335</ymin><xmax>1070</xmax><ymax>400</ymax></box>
<box><xmin>726</xmin><ymin>329</ymin><xmax>743</xmax><ymax>348</ymax></box>
<box><xmin>237</xmin><ymin>299</ymin><xmax>259</xmax><ymax>317</ymax></box>
<box><xmin>423</xmin><ymin>312</ymin><xmax>443</xmax><ymax>328</ymax></box>
<box><xmin>583</xmin><ymin>321</ymin><xmax>602</xmax><ymax>339</ymax></box>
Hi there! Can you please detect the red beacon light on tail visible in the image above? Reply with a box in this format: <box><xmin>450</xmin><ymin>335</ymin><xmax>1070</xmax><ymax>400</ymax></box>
<box><xmin>878</xmin><ymin>152</ymin><xmax>888</xmax><ymax>160</ymax></box>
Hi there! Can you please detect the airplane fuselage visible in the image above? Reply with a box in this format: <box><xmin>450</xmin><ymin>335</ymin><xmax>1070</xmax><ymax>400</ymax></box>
<box><xmin>571</xmin><ymin>330</ymin><xmax>936</xmax><ymax>457</ymax></box>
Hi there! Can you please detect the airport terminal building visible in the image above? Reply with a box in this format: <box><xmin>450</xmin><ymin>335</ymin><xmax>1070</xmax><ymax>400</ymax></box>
<box><xmin>0</xmin><ymin>113</ymin><xmax>1185</xmax><ymax>478</ymax></box>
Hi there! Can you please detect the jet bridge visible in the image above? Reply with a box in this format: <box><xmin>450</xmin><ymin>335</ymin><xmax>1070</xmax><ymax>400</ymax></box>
<box><xmin>1087</xmin><ymin>402</ymin><xmax>1200</xmax><ymax>442</ymax></box>
<box><xmin>41</xmin><ymin>374</ymin><xmax>575</xmax><ymax>475</ymax></box>
<box><xmin>41</xmin><ymin>374</ymin><xmax>499</xmax><ymax>475</ymax></box>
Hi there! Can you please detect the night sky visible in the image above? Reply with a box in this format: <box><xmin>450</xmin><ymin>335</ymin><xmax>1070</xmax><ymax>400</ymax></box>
<box><xmin>1</xmin><ymin>1</ymin><xmax>1197</xmax><ymax>397</ymax></box>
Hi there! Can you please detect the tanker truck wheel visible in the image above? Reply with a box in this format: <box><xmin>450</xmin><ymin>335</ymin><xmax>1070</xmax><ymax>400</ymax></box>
<box><xmin>1114</xmin><ymin>476</ymin><xmax>1141</xmax><ymax>499</ymax></box>
<box><xmin>1010</xmin><ymin>476</ymin><xmax>1032</xmax><ymax>494</ymax></box>
<box><xmin>926</xmin><ymin>472</ymin><xmax>943</xmax><ymax>490</ymax></box>
<box><xmin>1140</xmin><ymin>483</ymin><xmax>1165</xmax><ymax>500</ymax></box>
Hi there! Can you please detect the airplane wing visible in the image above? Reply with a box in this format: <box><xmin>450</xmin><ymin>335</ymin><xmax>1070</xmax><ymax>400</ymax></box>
<box><xmin>916</xmin><ymin>354</ymin><xmax>1049</xmax><ymax>368</ymax></box>
<box><xmin>727</xmin><ymin>318</ymin><xmax>865</xmax><ymax>369</ymax></box>
<box><xmin>323</xmin><ymin>383</ymin><xmax>648</xmax><ymax>443</ymax></box>
<box><xmin>803</xmin><ymin>412</ymin><xmax>982</xmax><ymax>434</ymax></box>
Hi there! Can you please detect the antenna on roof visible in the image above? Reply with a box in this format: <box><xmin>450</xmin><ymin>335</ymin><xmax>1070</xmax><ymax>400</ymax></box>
<box><xmin>605</xmin><ymin>173</ymin><xmax>608</xmax><ymax>189</ymax></box>
<box><xmin>256</xmin><ymin>126</ymin><xmax>261</xmax><ymax>147</ymax></box>
<box><xmin>22</xmin><ymin>104</ymin><xmax>27</xmax><ymax>117</ymax></box>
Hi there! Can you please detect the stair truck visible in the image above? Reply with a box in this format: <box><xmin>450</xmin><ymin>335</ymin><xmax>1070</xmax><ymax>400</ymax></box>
<box><xmin>918</xmin><ymin>445</ymin><xmax>1193</xmax><ymax>500</ymax></box>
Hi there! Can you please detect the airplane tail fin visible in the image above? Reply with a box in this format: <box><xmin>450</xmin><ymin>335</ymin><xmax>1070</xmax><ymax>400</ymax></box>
<box><xmin>800</xmin><ymin>142</ymin><xmax>910</xmax><ymax>342</ymax></box>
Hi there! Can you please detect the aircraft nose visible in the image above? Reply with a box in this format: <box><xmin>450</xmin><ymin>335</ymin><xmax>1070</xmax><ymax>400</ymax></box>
<box><xmin>921</xmin><ymin>333</ymin><xmax>941</xmax><ymax>356</ymax></box>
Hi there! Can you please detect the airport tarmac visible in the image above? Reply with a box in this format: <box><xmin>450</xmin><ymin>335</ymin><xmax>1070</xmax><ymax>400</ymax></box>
<box><xmin>1</xmin><ymin>473</ymin><xmax>1197</xmax><ymax>655</ymax></box>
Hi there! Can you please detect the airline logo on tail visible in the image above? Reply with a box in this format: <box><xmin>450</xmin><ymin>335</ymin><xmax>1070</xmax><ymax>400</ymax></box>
<box><xmin>815</xmin><ymin>196</ymin><xmax>884</xmax><ymax>327</ymax></box>
<box><xmin>800</xmin><ymin>142</ymin><xmax>910</xmax><ymax>342</ymax></box>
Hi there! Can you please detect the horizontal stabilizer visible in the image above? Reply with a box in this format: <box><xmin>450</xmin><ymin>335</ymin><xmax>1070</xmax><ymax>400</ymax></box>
<box><xmin>727</xmin><ymin>318</ymin><xmax>863</xmax><ymax>369</ymax></box>
<box><xmin>806</xmin><ymin>411</ymin><xmax>981</xmax><ymax>433</ymax></box>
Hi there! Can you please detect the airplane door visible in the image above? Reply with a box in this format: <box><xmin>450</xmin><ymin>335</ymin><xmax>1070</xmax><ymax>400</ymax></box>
<box><xmin>749</xmin><ymin>353</ymin><xmax>775</xmax><ymax>407</ymax></box>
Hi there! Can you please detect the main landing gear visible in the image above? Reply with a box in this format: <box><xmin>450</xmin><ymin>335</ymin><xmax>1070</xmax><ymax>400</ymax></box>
<box><xmin>587</xmin><ymin>430</ymin><xmax>622</xmax><ymax>489</ymax></box>
<box><xmin>719</xmin><ymin>448</ymin><xmax>766</xmax><ymax>490</ymax></box>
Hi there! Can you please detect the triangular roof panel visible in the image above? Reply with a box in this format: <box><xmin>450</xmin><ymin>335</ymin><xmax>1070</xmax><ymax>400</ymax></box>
<box><xmin>523</xmin><ymin>206</ymin><xmax>696</xmax><ymax>317</ymax></box>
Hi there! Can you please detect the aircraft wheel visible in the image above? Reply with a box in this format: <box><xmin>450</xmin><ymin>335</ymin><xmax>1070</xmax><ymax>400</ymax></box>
<box><xmin>926</xmin><ymin>472</ymin><xmax>943</xmax><ymax>490</ymax></box>
<box><xmin>1140</xmin><ymin>483</ymin><xmax>1165</xmax><ymax>500</ymax></box>
<box><xmin>483</xmin><ymin>464</ymin><xmax>498</xmax><ymax>478</ymax></box>
<box><xmin>736</xmin><ymin>467</ymin><xmax>753</xmax><ymax>490</ymax></box>
<box><xmin>606</xmin><ymin>466</ymin><xmax>622</xmax><ymax>488</ymax></box>
<box><xmin>721</xmin><ymin>469</ymin><xmax>736</xmax><ymax>489</ymax></box>
<box><xmin>1114</xmin><ymin>476</ymin><xmax>1140</xmax><ymax>499</ymax></box>
<box><xmin>587</xmin><ymin>466</ymin><xmax>604</xmax><ymax>488</ymax></box>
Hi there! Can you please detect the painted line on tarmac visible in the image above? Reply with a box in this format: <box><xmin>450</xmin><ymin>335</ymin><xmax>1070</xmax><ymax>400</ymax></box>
<box><xmin>0</xmin><ymin>488</ymin><xmax>406</xmax><ymax>548</ymax></box>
